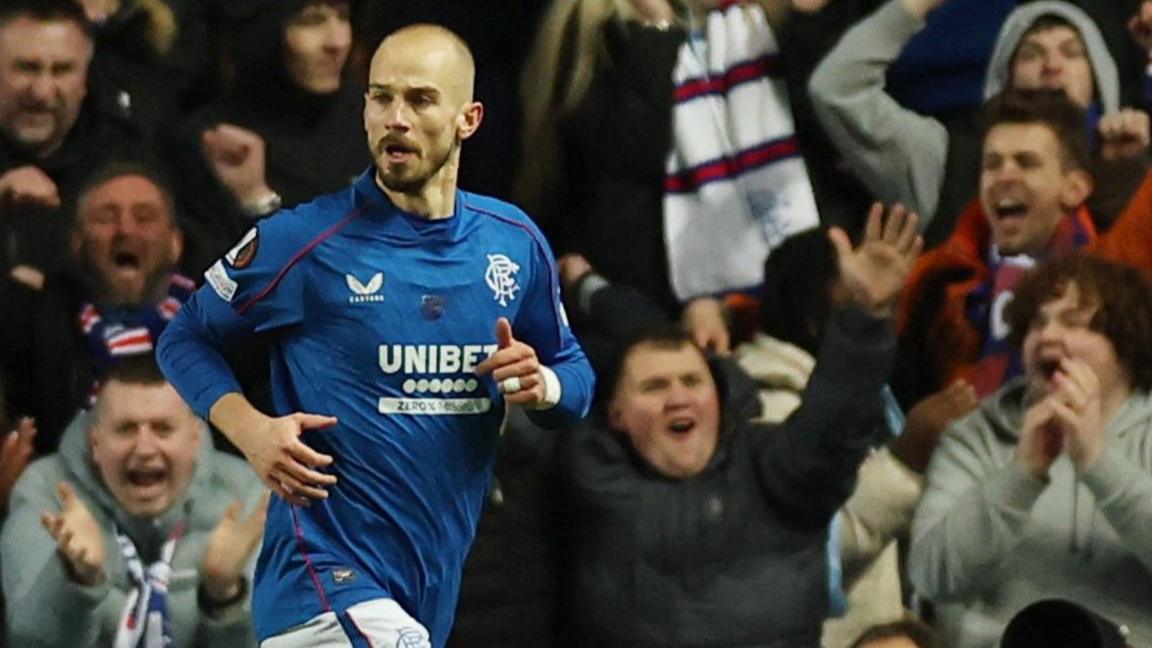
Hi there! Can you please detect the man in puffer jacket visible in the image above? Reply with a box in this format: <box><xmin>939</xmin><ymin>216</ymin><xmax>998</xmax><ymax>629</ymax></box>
<box><xmin>558</xmin><ymin>206</ymin><xmax>921</xmax><ymax>647</ymax></box>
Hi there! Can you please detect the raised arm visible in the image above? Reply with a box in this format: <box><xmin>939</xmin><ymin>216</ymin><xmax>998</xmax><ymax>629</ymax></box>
<box><xmin>756</xmin><ymin>204</ymin><xmax>922</xmax><ymax>527</ymax></box>
<box><xmin>808</xmin><ymin>0</ymin><xmax>950</xmax><ymax>225</ymax></box>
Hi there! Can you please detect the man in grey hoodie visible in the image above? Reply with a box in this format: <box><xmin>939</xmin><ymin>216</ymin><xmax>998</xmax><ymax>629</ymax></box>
<box><xmin>909</xmin><ymin>254</ymin><xmax>1152</xmax><ymax>647</ymax></box>
<box><xmin>0</xmin><ymin>354</ymin><xmax>267</xmax><ymax>647</ymax></box>
<box><xmin>809</xmin><ymin>0</ymin><xmax>1149</xmax><ymax>244</ymax></box>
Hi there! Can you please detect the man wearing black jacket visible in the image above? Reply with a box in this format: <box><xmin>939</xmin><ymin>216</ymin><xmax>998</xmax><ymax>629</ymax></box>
<box><xmin>557</xmin><ymin>205</ymin><xmax>922</xmax><ymax>647</ymax></box>
<box><xmin>0</xmin><ymin>0</ymin><xmax>141</xmax><ymax>280</ymax></box>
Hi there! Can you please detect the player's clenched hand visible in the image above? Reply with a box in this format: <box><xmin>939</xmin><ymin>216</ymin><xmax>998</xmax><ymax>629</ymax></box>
<box><xmin>201</xmin><ymin>494</ymin><xmax>269</xmax><ymax>604</ymax></box>
<box><xmin>474</xmin><ymin>318</ymin><xmax>547</xmax><ymax>407</ymax></box>
<box><xmin>41</xmin><ymin>482</ymin><xmax>107</xmax><ymax>586</ymax></box>
<box><xmin>239</xmin><ymin>413</ymin><xmax>338</xmax><ymax>506</ymax></box>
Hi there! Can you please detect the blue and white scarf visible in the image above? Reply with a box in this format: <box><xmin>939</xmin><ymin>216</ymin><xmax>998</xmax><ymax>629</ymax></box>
<box><xmin>79</xmin><ymin>274</ymin><xmax>195</xmax><ymax>371</ymax></box>
<box><xmin>113</xmin><ymin>522</ymin><xmax>184</xmax><ymax>648</ymax></box>
<box><xmin>662</xmin><ymin>0</ymin><xmax>818</xmax><ymax>301</ymax></box>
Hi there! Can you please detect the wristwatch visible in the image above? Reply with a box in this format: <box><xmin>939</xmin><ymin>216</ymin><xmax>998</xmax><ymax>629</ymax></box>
<box><xmin>198</xmin><ymin>577</ymin><xmax>248</xmax><ymax>615</ymax></box>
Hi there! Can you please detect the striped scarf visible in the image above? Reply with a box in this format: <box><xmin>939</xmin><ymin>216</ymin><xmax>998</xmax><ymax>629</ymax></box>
<box><xmin>970</xmin><ymin>211</ymin><xmax>1093</xmax><ymax>395</ymax></box>
<box><xmin>662</xmin><ymin>0</ymin><xmax>819</xmax><ymax>302</ymax></box>
<box><xmin>114</xmin><ymin>522</ymin><xmax>185</xmax><ymax>648</ymax></box>
<box><xmin>79</xmin><ymin>274</ymin><xmax>195</xmax><ymax>376</ymax></box>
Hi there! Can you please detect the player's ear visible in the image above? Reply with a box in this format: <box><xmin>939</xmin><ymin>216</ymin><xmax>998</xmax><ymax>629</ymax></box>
<box><xmin>456</xmin><ymin>101</ymin><xmax>483</xmax><ymax>141</ymax></box>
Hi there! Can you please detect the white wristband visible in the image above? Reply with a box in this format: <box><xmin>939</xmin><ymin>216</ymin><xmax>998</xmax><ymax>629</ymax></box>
<box><xmin>533</xmin><ymin>366</ymin><xmax>562</xmax><ymax>410</ymax></box>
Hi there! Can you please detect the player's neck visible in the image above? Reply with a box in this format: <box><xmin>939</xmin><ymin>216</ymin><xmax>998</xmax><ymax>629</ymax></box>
<box><xmin>378</xmin><ymin>157</ymin><xmax>460</xmax><ymax>220</ymax></box>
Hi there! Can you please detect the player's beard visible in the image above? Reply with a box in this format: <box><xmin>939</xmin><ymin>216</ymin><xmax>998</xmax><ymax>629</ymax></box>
<box><xmin>377</xmin><ymin>138</ymin><xmax>458</xmax><ymax>195</ymax></box>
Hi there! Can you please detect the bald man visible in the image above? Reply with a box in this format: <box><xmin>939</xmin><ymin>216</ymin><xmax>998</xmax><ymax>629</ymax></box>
<box><xmin>157</xmin><ymin>25</ymin><xmax>594</xmax><ymax>648</ymax></box>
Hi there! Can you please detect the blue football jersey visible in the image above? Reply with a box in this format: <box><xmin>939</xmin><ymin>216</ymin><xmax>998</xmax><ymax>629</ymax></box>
<box><xmin>157</xmin><ymin>170</ymin><xmax>593</xmax><ymax>644</ymax></box>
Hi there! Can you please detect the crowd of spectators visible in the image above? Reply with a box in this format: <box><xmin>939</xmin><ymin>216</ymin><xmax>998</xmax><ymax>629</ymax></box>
<box><xmin>1</xmin><ymin>0</ymin><xmax>1151</xmax><ymax>646</ymax></box>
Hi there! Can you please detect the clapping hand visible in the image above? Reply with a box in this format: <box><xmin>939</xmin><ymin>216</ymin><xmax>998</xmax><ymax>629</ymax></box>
<box><xmin>41</xmin><ymin>482</ymin><xmax>106</xmax><ymax>586</ymax></box>
<box><xmin>1015</xmin><ymin>359</ymin><xmax>1105</xmax><ymax>479</ymax></box>
<box><xmin>1046</xmin><ymin>358</ymin><xmax>1105</xmax><ymax>470</ymax></box>
<box><xmin>828</xmin><ymin>203</ymin><xmax>923</xmax><ymax>319</ymax></box>
<box><xmin>200</xmin><ymin>494</ymin><xmax>269</xmax><ymax>605</ymax></box>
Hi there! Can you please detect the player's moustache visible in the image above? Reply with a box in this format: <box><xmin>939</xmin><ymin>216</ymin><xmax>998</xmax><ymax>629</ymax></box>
<box><xmin>377</xmin><ymin>136</ymin><xmax>419</xmax><ymax>156</ymax></box>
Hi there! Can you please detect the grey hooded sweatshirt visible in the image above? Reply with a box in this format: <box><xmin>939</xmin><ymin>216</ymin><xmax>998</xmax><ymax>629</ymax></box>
<box><xmin>1</xmin><ymin>411</ymin><xmax>264</xmax><ymax>648</ymax></box>
<box><xmin>909</xmin><ymin>379</ymin><xmax>1152</xmax><ymax>647</ymax></box>
<box><xmin>808</xmin><ymin>0</ymin><xmax>1121</xmax><ymax>238</ymax></box>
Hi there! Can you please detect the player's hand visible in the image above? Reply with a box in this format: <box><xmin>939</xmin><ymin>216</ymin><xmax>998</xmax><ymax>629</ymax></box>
<box><xmin>237</xmin><ymin>413</ymin><xmax>338</xmax><ymax>506</ymax></box>
<box><xmin>1047</xmin><ymin>358</ymin><xmax>1105</xmax><ymax>470</ymax></box>
<box><xmin>40</xmin><ymin>482</ymin><xmax>107</xmax><ymax>586</ymax></box>
<box><xmin>200</xmin><ymin>494</ymin><xmax>268</xmax><ymax>604</ymax></box>
<box><xmin>829</xmin><ymin>202</ymin><xmax>923</xmax><ymax>319</ymax></box>
<box><xmin>201</xmin><ymin>123</ymin><xmax>274</xmax><ymax>209</ymax></box>
<box><xmin>1098</xmin><ymin>109</ymin><xmax>1150</xmax><ymax>161</ymax></box>
<box><xmin>0</xmin><ymin>417</ymin><xmax>37</xmax><ymax>511</ymax></box>
<box><xmin>474</xmin><ymin>318</ymin><xmax>548</xmax><ymax>407</ymax></box>
<box><xmin>0</xmin><ymin>165</ymin><xmax>60</xmax><ymax>210</ymax></box>
<box><xmin>681</xmin><ymin>297</ymin><xmax>730</xmax><ymax>356</ymax></box>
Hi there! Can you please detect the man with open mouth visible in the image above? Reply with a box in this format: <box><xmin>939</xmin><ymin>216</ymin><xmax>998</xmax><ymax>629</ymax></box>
<box><xmin>0</xmin><ymin>160</ymin><xmax>191</xmax><ymax>455</ymax></box>
<box><xmin>1</xmin><ymin>353</ymin><xmax>267</xmax><ymax>647</ymax></box>
<box><xmin>894</xmin><ymin>88</ymin><xmax>1152</xmax><ymax>410</ymax></box>
<box><xmin>0</xmin><ymin>0</ymin><xmax>141</xmax><ymax>283</ymax></box>
<box><xmin>556</xmin><ymin>205</ymin><xmax>921</xmax><ymax>647</ymax></box>
<box><xmin>910</xmin><ymin>253</ymin><xmax>1152</xmax><ymax>646</ymax></box>
<box><xmin>157</xmin><ymin>23</ymin><xmax>593</xmax><ymax>648</ymax></box>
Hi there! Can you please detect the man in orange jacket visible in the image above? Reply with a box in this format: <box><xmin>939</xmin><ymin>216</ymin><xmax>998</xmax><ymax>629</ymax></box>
<box><xmin>895</xmin><ymin>88</ymin><xmax>1152</xmax><ymax>407</ymax></box>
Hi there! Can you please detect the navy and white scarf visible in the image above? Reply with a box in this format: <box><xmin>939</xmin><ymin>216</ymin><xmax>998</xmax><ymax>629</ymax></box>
<box><xmin>662</xmin><ymin>0</ymin><xmax>818</xmax><ymax>301</ymax></box>
<box><xmin>78</xmin><ymin>274</ymin><xmax>195</xmax><ymax>381</ymax></box>
<box><xmin>113</xmin><ymin>521</ymin><xmax>185</xmax><ymax>648</ymax></box>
